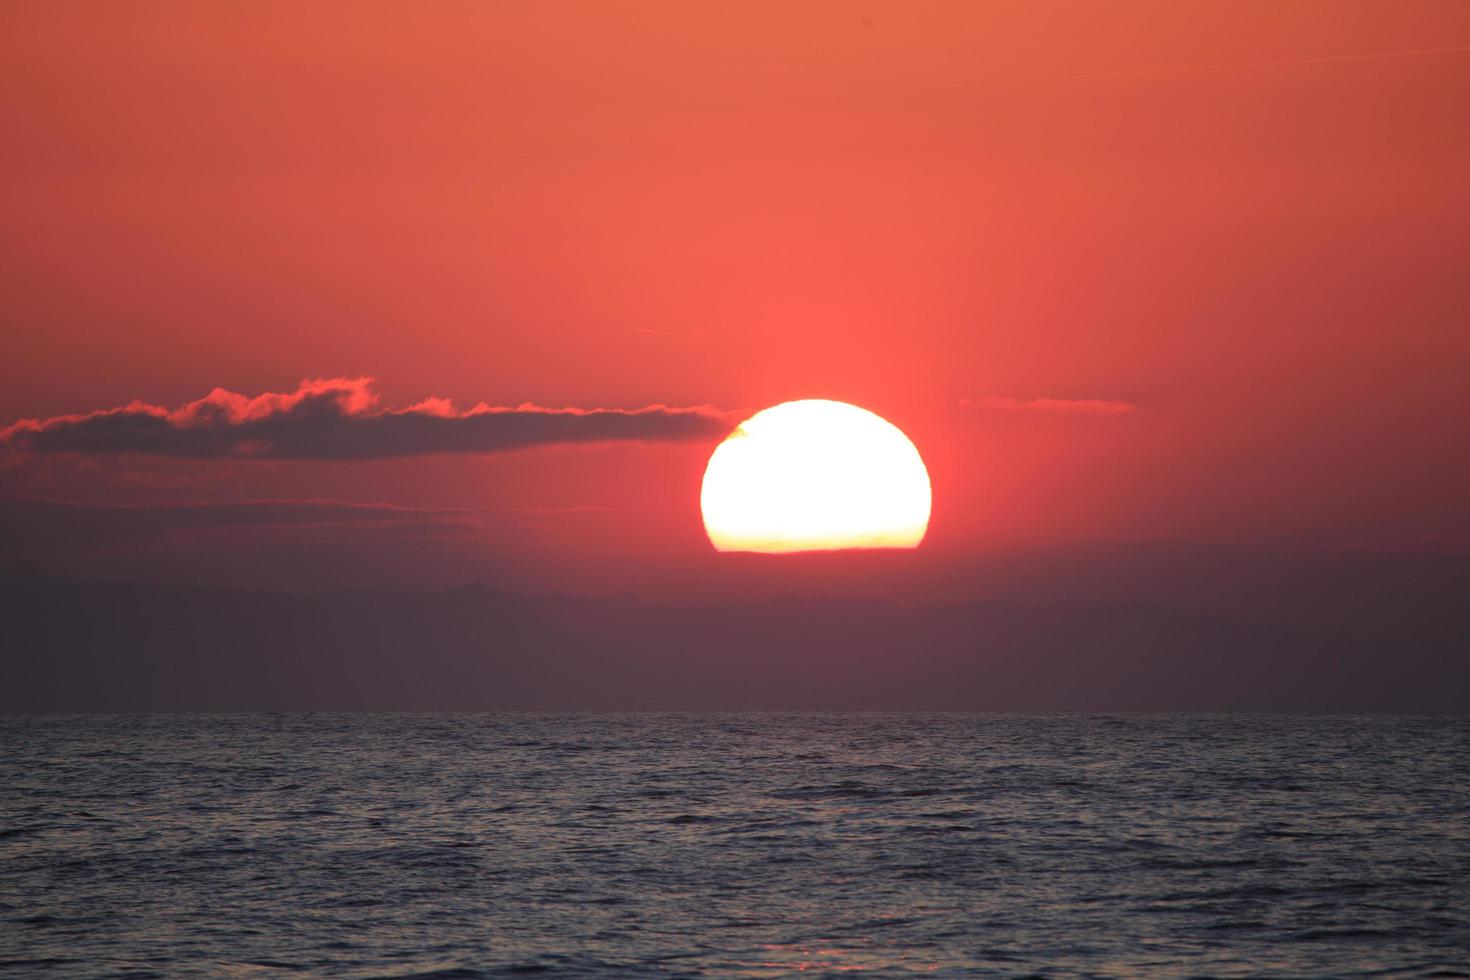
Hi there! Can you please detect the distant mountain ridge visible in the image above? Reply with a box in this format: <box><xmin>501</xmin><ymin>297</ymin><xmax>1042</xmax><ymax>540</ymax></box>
<box><xmin>3</xmin><ymin>579</ymin><xmax>1464</xmax><ymax>712</ymax></box>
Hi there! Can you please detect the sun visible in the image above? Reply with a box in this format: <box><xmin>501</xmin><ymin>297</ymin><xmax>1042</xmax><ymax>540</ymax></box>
<box><xmin>700</xmin><ymin>399</ymin><xmax>932</xmax><ymax>553</ymax></box>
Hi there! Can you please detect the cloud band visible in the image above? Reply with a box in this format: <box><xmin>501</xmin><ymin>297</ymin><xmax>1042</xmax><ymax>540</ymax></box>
<box><xmin>0</xmin><ymin>378</ymin><xmax>731</xmax><ymax>460</ymax></box>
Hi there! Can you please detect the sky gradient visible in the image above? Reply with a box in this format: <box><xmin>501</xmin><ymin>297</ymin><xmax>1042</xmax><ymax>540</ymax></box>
<box><xmin>2</xmin><ymin>2</ymin><xmax>1467</xmax><ymax>608</ymax></box>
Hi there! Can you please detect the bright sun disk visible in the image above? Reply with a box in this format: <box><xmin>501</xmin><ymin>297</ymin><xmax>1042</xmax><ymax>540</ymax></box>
<box><xmin>700</xmin><ymin>399</ymin><xmax>932</xmax><ymax>553</ymax></box>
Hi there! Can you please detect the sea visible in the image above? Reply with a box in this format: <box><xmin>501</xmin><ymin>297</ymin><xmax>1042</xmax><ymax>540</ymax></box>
<box><xmin>2</xmin><ymin>714</ymin><xmax>1467</xmax><ymax>978</ymax></box>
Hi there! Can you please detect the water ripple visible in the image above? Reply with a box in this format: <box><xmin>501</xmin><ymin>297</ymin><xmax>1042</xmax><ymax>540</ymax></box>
<box><xmin>1</xmin><ymin>713</ymin><xmax>1467</xmax><ymax>977</ymax></box>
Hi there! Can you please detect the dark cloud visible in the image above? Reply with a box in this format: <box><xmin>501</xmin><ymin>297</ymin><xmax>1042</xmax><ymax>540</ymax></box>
<box><xmin>1</xmin><ymin>497</ymin><xmax>479</xmax><ymax>531</ymax></box>
<box><xmin>0</xmin><ymin>378</ymin><xmax>731</xmax><ymax>459</ymax></box>
<box><xmin>3</xmin><ymin>579</ymin><xmax>1467</xmax><ymax>711</ymax></box>
<box><xmin>0</xmin><ymin>498</ymin><xmax>487</xmax><ymax>557</ymax></box>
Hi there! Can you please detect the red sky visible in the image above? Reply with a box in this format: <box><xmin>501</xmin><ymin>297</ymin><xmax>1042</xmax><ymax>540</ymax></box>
<box><xmin>1</xmin><ymin>2</ymin><xmax>1467</xmax><ymax>595</ymax></box>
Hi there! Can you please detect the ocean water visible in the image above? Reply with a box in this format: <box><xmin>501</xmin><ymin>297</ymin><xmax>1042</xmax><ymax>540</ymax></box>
<box><xmin>1</xmin><ymin>714</ymin><xmax>1467</xmax><ymax>978</ymax></box>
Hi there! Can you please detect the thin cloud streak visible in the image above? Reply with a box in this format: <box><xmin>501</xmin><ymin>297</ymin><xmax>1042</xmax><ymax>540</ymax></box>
<box><xmin>962</xmin><ymin>396</ymin><xmax>1136</xmax><ymax>416</ymax></box>
<box><xmin>0</xmin><ymin>498</ymin><xmax>485</xmax><ymax>530</ymax></box>
<box><xmin>0</xmin><ymin>378</ymin><xmax>731</xmax><ymax>460</ymax></box>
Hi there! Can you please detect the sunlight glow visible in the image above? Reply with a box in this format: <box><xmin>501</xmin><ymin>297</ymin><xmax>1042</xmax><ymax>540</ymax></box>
<box><xmin>700</xmin><ymin>399</ymin><xmax>932</xmax><ymax>553</ymax></box>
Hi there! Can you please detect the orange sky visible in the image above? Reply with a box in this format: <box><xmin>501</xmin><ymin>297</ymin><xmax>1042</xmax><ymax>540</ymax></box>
<box><xmin>1</xmin><ymin>2</ymin><xmax>1467</xmax><ymax>592</ymax></box>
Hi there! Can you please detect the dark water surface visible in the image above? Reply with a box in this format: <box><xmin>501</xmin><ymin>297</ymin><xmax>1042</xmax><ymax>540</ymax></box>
<box><xmin>2</xmin><ymin>714</ymin><xmax>1467</xmax><ymax>978</ymax></box>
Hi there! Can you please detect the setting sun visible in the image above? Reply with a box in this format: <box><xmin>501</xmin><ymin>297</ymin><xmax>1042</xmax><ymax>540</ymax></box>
<box><xmin>700</xmin><ymin>399</ymin><xmax>932</xmax><ymax>553</ymax></box>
